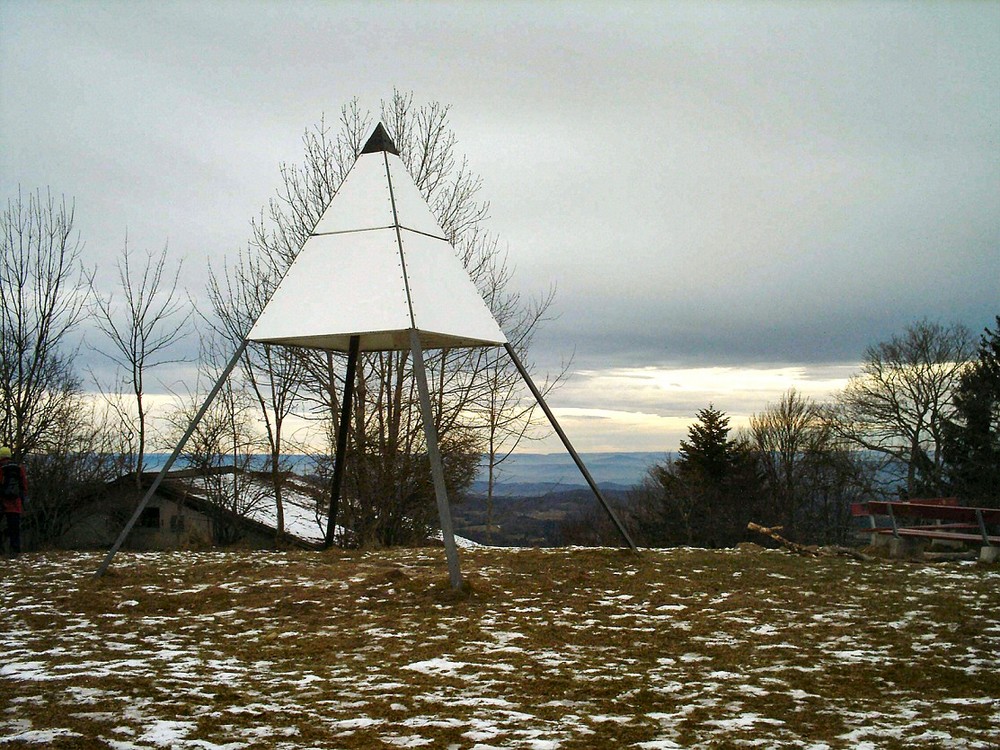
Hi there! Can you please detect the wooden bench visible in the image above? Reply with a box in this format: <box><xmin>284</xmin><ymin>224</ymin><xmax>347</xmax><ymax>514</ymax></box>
<box><xmin>852</xmin><ymin>499</ymin><xmax>1000</xmax><ymax>548</ymax></box>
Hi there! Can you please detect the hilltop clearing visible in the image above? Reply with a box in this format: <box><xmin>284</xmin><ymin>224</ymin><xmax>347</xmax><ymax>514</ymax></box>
<box><xmin>1</xmin><ymin>547</ymin><xmax>997</xmax><ymax>748</ymax></box>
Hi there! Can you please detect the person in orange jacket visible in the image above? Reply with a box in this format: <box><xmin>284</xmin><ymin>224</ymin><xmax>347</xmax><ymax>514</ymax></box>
<box><xmin>0</xmin><ymin>446</ymin><xmax>27</xmax><ymax>557</ymax></box>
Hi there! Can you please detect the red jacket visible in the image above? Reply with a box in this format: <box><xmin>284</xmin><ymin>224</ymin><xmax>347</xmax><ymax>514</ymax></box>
<box><xmin>1</xmin><ymin>460</ymin><xmax>27</xmax><ymax>514</ymax></box>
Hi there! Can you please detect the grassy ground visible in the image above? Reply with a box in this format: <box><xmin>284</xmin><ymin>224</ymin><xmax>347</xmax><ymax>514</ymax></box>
<box><xmin>1</xmin><ymin>546</ymin><xmax>998</xmax><ymax>749</ymax></box>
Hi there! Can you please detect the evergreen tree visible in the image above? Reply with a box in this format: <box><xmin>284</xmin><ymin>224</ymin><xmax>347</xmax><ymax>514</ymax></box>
<box><xmin>632</xmin><ymin>405</ymin><xmax>759</xmax><ymax>547</ymax></box>
<box><xmin>943</xmin><ymin>317</ymin><xmax>1000</xmax><ymax>508</ymax></box>
<box><xmin>677</xmin><ymin>405</ymin><xmax>738</xmax><ymax>481</ymax></box>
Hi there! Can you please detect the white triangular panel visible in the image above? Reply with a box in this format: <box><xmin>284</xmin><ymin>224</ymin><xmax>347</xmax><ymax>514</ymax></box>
<box><xmin>311</xmin><ymin>154</ymin><xmax>394</xmax><ymax>235</ymax></box>
<box><xmin>312</xmin><ymin>153</ymin><xmax>446</xmax><ymax>239</ymax></box>
<box><xmin>249</xmin><ymin>230</ymin><xmax>412</xmax><ymax>350</ymax></box>
<box><xmin>248</xmin><ymin>126</ymin><xmax>508</xmax><ymax>353</ymax></box>
<box><xmin>401</xmin><ymin>230</ymin><xmax>506</xmax><ymax>344</ymax></box>
<box><xmin>384</xmin><ymin>157</ymin><xmax>447</xmax><ymax>238</ymax></box>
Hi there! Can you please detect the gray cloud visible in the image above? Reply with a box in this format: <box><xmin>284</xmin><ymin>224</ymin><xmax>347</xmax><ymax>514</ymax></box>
<box><xmin>2</xmin><ymin>0</ymin><xmax>997</xmax><ymax>398</ymax></box>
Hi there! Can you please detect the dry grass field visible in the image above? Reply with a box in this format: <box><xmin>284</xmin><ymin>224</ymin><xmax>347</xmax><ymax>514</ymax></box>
<box><xmin>1</xmin><ymin>546</ymin><xmax>998</xmax><ymax>749</ymax></box>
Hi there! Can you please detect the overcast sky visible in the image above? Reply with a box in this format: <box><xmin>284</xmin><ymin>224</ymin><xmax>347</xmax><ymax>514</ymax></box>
<box><xmin>2</xmin><ymin>1</ymin><xmax>998</xmax><ymax>451</ymax></box>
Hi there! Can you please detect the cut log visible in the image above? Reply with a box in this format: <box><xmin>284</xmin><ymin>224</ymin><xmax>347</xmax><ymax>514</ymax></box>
<box><xmin>747</xmin><ymin>523</ymin><xmax>876</xmax><ymax>561</ymax></box>
<box><xmin>747</xmin><ymin>522</ymin><xmax>819</xmax><ymax>556</ymax></box>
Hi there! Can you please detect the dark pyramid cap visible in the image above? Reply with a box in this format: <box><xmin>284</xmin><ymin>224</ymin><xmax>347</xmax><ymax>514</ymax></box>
<box><xmin>360</xmin><ymin>122</ymin><xmax>399</xmax><ymax>155</ymax></box>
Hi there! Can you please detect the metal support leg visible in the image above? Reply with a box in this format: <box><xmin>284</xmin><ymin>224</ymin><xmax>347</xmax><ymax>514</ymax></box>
<box><xmin>95</xmin><ymin>340</ymin><xmax>250</xmax><ymax>578</ymax></box>
<box><xmin>325</xmin><ymin>336</ymin><xmax>359</xmax><ymax>548</ymax></box>
<box><xmin>504</xmin><ymin>343</ymin><xmax>638</xmax><ymax>552</ymax></box>
<box><xmin>410</xmin><ymin>329</ymin><xmax>463</xmax><ymax>589</ymax></box>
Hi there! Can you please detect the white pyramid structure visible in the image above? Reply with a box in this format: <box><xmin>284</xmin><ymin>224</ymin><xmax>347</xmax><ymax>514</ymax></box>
<box><xmin>96</xmin><ymin>123</ymin><xmax>635</xmax><ymax>585</ymax></box>
<box><xmin>249</xmin><ymin>123</ymin><xmax>507</xmax><ymax>352</ymax></box>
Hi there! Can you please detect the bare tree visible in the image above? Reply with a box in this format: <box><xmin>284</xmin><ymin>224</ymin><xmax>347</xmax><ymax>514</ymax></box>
<box><xmin>88</xmin><ymin>382</ymin><xmax>141</xmax><ymax>474</ymax></box>
<box><xmin>467</xmin><ymin>252</ymin><xmax>564</xmax><ymax>541</ymax></box>
<box><xmin>208</xmin><ymin>245</ymin><xmax>306</xmax><ymax>539</ymax></box>
<box><xmin>748</xmin><ymin>389</ymin><xmax>871</xmax><ymax>544</ymax></box>
<box><xmin>347</xmin><ymin>93</ymin><xmax>558</xmax><ymax>544</ymax></box>
<box><xmin>23</xmin><ymin>395</ymin><xmax>125</xmax><ymax>546</ymax></box>
<box><xmin>0</xmin><ymin>188</ymin><xmax>89</xmax><ymax>456</ymax></box>
<box><xmin>212</xmin><ymin>91</ymin><xmax>557</xmax><ymax>547</ymax></box>
<box><xmin>163</xmin><ymin>334</ymin><xmax>271</xmax><ymax>542</ymax></box>
<box><xmin>750</xmin><ymin>389</ymin><xmax>826</xmax><ymax>530</ymax></box>
<box><xmin>0</xmin><ymin>188</ymin><xmax>131</xmax><ymax>549</ymax></box>
<box><xmin>833</xmin><ymin>320</ymin><xmax>975</xmax><ymax>497</ymax></box>
<box><xmin>90</xmin><ymin>240</ymin><xmax>191</xmax><ymax>486</ymax></box>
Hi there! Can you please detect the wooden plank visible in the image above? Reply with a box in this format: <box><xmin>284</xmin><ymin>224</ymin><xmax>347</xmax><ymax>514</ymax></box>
<box><xmin>908</xmin><ymin>497</ymin><xmax>961</xmax><ymax>506</ymax></box>
<box><xmin>895</xmin><ymin>528</ymin><xmax>1000</xmax><ymax>544</ymax></box>
<box><xmin>864</xmin><ymin>502</ymin><xmax>1000</xmax><ymax>525</ymax></box>
<box><xmin>859</xmin><ymin>527</ymin><xmax>1000</xmax><ymax>544</ymax></box>
<box><xmin>916</xmin><ymin>523</ymin><xmax>981</xmax><ymax>530</ymax></box>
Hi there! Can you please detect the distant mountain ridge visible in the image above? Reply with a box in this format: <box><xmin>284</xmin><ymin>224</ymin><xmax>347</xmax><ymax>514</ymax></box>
<box><xmin>471</xmin><ymin>452</ymin><xmax>670</xmax><ymax>496</ymax></box>
<box><xmin>143</xmin><ymin>451</ymin><xmax>671</xmax><ymax>547</ymax></box>
<box><xmin>146</xmin><ymin>451</ymin><xmax>671</xmax><ymax>495</ymax></box>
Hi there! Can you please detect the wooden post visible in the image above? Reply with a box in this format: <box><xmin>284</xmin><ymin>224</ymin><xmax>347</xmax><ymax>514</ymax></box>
<box><xmin>409</xmin><ymin>329</ymin><xmax>463</xmax><ymax>589</ymax></box>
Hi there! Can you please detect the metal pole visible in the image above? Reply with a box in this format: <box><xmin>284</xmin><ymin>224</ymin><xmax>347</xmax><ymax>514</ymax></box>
<box><xmin>504</xmin><ymin>343</ymin><xmax>638</xmax><ymax>552</ymax></box>
<box><xmin>409</xmin><ymin>329</ymin><xmax>463</xmax><ymax>589</ymax></box>
<box><xmin>94</xmin><ymin>339</ymin><xmax>250</xmax><ymax>578</ymax></box>
<box><xmin>325</xmin><ymin>336</ymin><xmax>359</xmax><ymax>548</ymax></box>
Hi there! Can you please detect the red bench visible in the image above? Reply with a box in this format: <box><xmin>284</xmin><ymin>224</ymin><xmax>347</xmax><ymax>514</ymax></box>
<box><xmin>852</xmin><ymin>499</ymin><xmax>1000</xmax><ymax>546</ymax></box>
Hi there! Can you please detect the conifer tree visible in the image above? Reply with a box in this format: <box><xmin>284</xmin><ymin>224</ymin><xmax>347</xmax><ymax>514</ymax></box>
<box><xmin>677</xmin><ymin>405</ymin><xmax>737</xmax><ymax>482</ymax></box>
<box><xmin>943</xmin><ymin>316</ymin><xmax>1000</xmax><ymax>508</ymax></box>
<box><xmin>633</xmin><ymin>405</ymin><xmax>758</xmax><ymax>548</ymax></box>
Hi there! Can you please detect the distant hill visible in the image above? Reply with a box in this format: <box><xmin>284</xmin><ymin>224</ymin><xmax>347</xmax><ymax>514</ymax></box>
<box><xmin>455</xmin><ymin>452</ymin><xmax>671</xmax><ymax>546</ymax></box>
<box><xmin>452</xmin><ymin>487</ymin><xmax>632</xmax><ymax>547</ymax></box>
<box><xmin>470</xmin><ymin>452</ymin><xmax>668</xmax><ymax>496</ymax></box>
<box><xmin>143</xmin><ymin>451</ymin><xmax>667</xmax><ymax>548</ymax></box>
<box><xmin>147</xmin><ymin>451</ymin><xmax>670</xmax><ymax>494</ymax></box>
